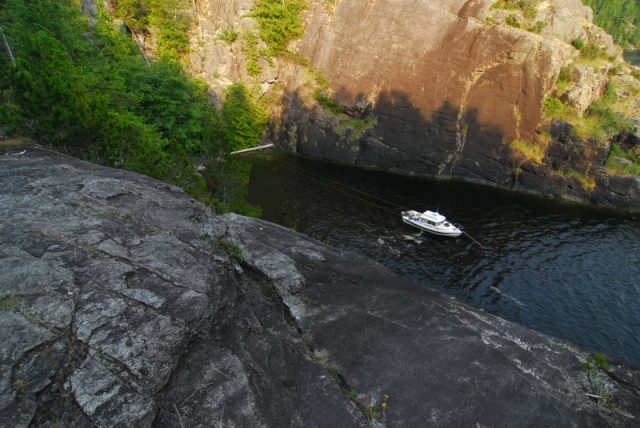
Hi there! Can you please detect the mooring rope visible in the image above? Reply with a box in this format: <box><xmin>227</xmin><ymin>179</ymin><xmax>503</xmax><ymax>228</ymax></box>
<box><xmin>463</xmin><ymin>231</ymin><xmax>484</xmax><ymax>248</ymax></box>
<box><xmin>270</xmin><ymin>156</ymin><xmax>484</xmax><ymax>246</ymax></box>
<box><xmin>271</xmin><ymin>157</ymin><xmax>403</xmax><ymax>216</ymax></box>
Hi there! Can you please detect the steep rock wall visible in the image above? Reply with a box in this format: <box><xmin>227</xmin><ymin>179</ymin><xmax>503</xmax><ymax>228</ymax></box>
<box><xmin>279</xmin><ymin>0</ymin><xmax>572</xmax><ymax>175</ymax></box>
<box><xmin>88</xmin><ymin>0</ymin><xmax>639</xmax><ymax>210</ymax></box>
<box><xmin>188</xmin><ymin>0</ymin><xmax>280</xmax><ymax>104</ymax></box>
<box><xmin>267</xmin><ymin>0</ymin><xmax>640</xmax><ymax>211</ymax></box>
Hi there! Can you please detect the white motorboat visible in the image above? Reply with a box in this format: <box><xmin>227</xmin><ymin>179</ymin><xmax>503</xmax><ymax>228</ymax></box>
<box><xmin>401</xmin><ymin>210</ymin><xmax>462</xmax><ymax>237</ymax></box>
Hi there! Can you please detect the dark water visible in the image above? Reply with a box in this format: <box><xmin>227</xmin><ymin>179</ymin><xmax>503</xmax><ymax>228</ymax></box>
<box><xmin>245</xmin><ymin>151</ymin><xmax>640</xmax><ymax>367</ymax></box>
<box><xmin>624</xmin><ymin>49</ymin><xmax>640</xmax><ymax>65</ymax></box>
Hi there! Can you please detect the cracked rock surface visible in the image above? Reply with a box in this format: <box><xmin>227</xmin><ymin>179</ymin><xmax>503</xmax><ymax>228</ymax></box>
<box><xmin>1</xmin><ymin>145</ymin><xmax>639</xmax><ymax>427</ymax></box>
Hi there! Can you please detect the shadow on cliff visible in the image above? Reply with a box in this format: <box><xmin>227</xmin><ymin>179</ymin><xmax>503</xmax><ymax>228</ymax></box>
<box><xmin>273</xmin><ymin>86</ymin><xmax>514</xmax><ymax>186</ymax></box>
<box><xmin>271</xmin><ymin>85</ymin><xmax>640</xmax><ymax>211</ymax></box>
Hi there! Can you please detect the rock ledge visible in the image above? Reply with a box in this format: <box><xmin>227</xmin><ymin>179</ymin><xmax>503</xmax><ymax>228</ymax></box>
<box><xmin>1</xmin><ymin>145</ymin><xmax>638</xmax><ymax>427</ymax></box>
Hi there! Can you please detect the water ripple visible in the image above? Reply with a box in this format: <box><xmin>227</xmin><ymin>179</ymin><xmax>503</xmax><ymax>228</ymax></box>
<box><xmin>247</xmin><ymin>152</ymin><xmax>640</xmax><ymax>367</ymax></box>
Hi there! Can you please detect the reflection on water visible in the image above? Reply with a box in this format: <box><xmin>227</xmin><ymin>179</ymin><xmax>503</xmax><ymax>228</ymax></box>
<box><xmin>245</xmin><ymin>151</ymin><xmax>640</xmax><ymax>367</ymax></box>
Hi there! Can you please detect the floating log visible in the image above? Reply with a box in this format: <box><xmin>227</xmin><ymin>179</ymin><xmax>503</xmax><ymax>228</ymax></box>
<box><xmin>230</xmin><ymin>143</ymin><xmax>274</xmax><ymax>155</ymax></box>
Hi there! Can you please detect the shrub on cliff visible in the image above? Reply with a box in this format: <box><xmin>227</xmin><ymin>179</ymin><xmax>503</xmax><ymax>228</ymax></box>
<box><xmin>314</xmin><ymin>89</ymin><xmax>343</xmax><ymax>114</ymax></box>
<box><xmin>543</xmin><ymin>98</ymin><xmax>566</xmax><ymax>118</ymax></box>
<box><xmin>572</xmin><ymin>38</ymin><xmax>585</xmax><ymax>50</ymax></box>
<box><xmin>112</xmin><ymin>0</ymin><xmax>192</xmax><ymax>62</ymax></box>
<box><xmin>606</xmin><ymin>143</ymin><xmax>640</xmax><ymax>175</ymax></box>
<box><xmin>491</xmin><ymin>0</ymin><xmax>526</xmax><ymax>11</ymax></box>
<box><xmin>247</xmin><ymin>0</ymin><xmax>307</xmax><ymax>56</ymax></box>
<box><xmin>579</xmin><ymin>82</ymin><xmax>635</xmax><ymax>140</ymax></box>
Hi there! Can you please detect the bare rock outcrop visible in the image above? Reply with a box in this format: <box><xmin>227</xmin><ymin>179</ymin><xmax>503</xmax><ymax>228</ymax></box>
<box><xmin>1</xmin><ymin>145</ymin><xmax>639</xmax><ymax>427</ymax></box>
<box><xmin>560</xmin><ymin>64</ymin><xmax>610</xmax><ymax>115</ymax></box>
<box><xmin>0</xmin><ymin>145</ymin><xmax>362</xmax><ymax>427</ymax></box>
<box><xmin>293</xmin><ymin>0</ymin><xmax>574</xmax><ymax>145</ymax></box>
<box><xmin>188</xmin><ymin>0</ymin><xmax>280</xmax><ymax>104</ymax></box>
<box><xmin>255</xmin><ymin>0</ymin><xmax>640</xmax><ymax>211</ymax></box>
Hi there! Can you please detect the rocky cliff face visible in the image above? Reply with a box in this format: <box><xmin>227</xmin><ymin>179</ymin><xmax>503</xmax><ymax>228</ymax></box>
<box><xmin>295</xmin><ymin>0</ymin><xmax>572</xmax><ymax>147</ymax></box>
<box><xmin>179</xmin><ymin>0</ymin><xmax>640</xmax><ymax>211</ymax></box>
<box><xmin>267</xmin><ymin>0</ymin><xmax>640</xmax><ymax>210</ymax></box>
<box><xmin>2</xmin><ymin>144</ymin><xmax>639</xmax><ymax>427</ymax></box>
<box><xmin>103</xmin><ymin>0</ymin><xmax>640</xmax><ymax>210</ymax></box>
<box><xmin>187</xmin><ymin>0</ymin><xmax>281</xmax><ymax>105</ymax></box>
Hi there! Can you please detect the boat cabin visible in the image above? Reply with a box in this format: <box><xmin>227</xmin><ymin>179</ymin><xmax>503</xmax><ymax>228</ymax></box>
<box><xmin>419</xmin><ymin>210</ymin><xmax>448</xmax><ymax>226</ymax></box>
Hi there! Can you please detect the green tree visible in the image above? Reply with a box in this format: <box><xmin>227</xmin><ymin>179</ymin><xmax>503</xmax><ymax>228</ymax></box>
<box><xmin>583</xmin><ymin>0</ymin><xmax>640</xmax><ymax>47</ymax></box>
<box><xmin>113</xmin><ymin>0</ymin><xmax>150</xmax><ymax>34</ymax></box>
<box><xmin>118</xmin><ymin>61</ymin><xmax>209</xmax><ymax>154</ymax></box>
<box><xmin>221</xmin><ymin>83</ymin><xmax>268</xmax><ymax>152</ymax></box>
<box><xmin>0</xmin><ymin>0</ymin><xmax>264</xmax><ymax>215</ymax></box>
<box><xmin>112</xmin><ymin>0</ymin><xmax>191</xmax><ymax>61</ymax></box>
<box><xmin>205</xmin><ymin>156</ymin><xmax>262</xmax><ymax>216</ymax></box>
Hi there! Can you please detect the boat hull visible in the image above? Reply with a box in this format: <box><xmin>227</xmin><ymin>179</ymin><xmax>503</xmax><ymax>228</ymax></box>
<box><xmin>401</xmin><ymin>211</ymin><xmax>463</xmax><ymax>237</ymax></box>
<box><xmin>402</xmin><ymin>218</ymin><xmax>462</xmax><ymax>237</ymax></box>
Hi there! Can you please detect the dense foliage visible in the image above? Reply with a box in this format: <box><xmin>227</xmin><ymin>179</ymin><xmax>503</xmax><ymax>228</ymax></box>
<box><xmin>583</xmin><ymin>0</ymin><xmax>640</xmax><ymax>48</ymax></box>
<box><xmin>110</xmin><ymin>0</ymin><xmax>192</xmax><ymax>62</ymax></box>
<box><xmin>221</xmin><ymin>84</ymin><xmax>268</xmax><ymax>152</ymax></box>
<box><xmin>247</xmin><ymin>0</ymin><xmax>307</xmax><ymax>55</ymax></box>
<box><xmin>0</xmin><ymin>0</ymin><xmax>264</xmax><ymax>214</ymax></box>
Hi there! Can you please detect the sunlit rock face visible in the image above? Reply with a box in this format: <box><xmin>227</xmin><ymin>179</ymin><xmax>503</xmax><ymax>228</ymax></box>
<box><xmin>266</xmin><ymin>0</ymin><xmax>639</xmax><ymax>211</ymax></box>
<box><xmin>280</xmin><ymin>0</ymin><xmax>572</xmax><ymax>176</ymax></box>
